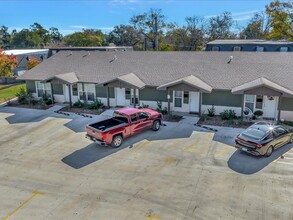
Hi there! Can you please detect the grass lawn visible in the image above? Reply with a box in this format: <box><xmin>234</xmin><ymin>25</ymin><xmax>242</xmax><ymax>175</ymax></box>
<box><xmin>0</xmin><ymin>84</ymin><xmax>25</xmax><ymax>103</ymax></box>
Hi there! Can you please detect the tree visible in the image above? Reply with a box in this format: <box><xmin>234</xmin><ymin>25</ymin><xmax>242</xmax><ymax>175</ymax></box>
<box><xmin>49</xmin><ymin>27</ymin><xmax>63</xmax><ymax>45</ymax></box>
<box><xmin>130</xmin><ymin>8</ymin><xmax>167</xmax><ymax>50</ymax></box>
<box><xmin>165</xmin><ymin>17</ymin><xmax>206</xmax><ymax>51</ymax></box>
<box><xmin>10</xmin><ymin>29</ymin><xmax>40</xmax><ymax>48</ymax></box>
<box><xmin>108</xmin><ymin>25</ymin><xmax>140</xmax><ymax>47</ymax></box>
<box><xmin>0</xmin><ymin>48</ymin><xmax>18</xmax><ymax>80</ymax></box>
<box><xmin>208</xmin><ymin>11</ymin><xmax>236</xmax><ymax>40</ymax></box>
<box><xmin>0</xmin><ymin>26</ymin><xmax>11</xmax><ymax>49</ymax></box>
<box><xmin>185</xmin><ymin>16</ymin><xmax>206</xmax><ymax>50</ymax></box>
<box><xmin>240</xmin><ymin>12</ymin><xmax>270</xmax><ymax>39</ymax></box>
<box><xmin>27</xmin><ymin>56</ymin><xmax>40</xmax><ymax>70</ymax></box>
<box><xmin>64</xmin><ymin>29</ymin><xmax>106</xmax><ymax>46</ymax></box>
<box><xmin>265</xmin><ymin>0</ymin><xmax>293</xmax><ymax>40</ymax></box>
<box><xmin>30</xmin><ymin>23</ymin><xmax>50</xmax><ymax>46</ymax></box>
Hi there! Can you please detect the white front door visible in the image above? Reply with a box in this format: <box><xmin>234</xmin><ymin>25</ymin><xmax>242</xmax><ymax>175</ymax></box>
<box><xmin>116</xmin><ymin>88</ymin><xmax>125</xmax><ymax>106</ymax></box>
<box><xmin>263</xmin><ymin>96</ymin><xmax>278</xmax><ymax>118</ymax></box>
<box><xmin>64</xmin><ymin>84</ymin><xmax>70</xmax><ymax>102</ymax></box>
<box><xmin>189</xmin><ymin>92</ymin><xmax>199</xmax><ymax>112</ymax></box>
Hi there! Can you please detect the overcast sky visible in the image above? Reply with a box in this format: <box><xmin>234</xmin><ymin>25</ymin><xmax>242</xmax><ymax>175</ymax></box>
<box><xmin>0</xmin><ymin>0</ymin><xmax>272</xmax><ymax>35</ymax></box>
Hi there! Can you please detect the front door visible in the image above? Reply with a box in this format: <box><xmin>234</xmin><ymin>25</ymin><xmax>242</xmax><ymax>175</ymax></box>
<box><xmin>116</xmin><ymin>88</ymin><xmax>126</xmax><ymax>106</ymax></box>
<box><xmin>63</xmin><ymin>84</ymin><xmax>70</xmax><ymax>102</ymax></box>
<box><xmin>189</xmin><ymin>92</ymin><xmax>199</xmax><ymax>113</ymax></box>
<box><xmin>263</xmin><ymin>96</ymin><xmax>278</xmax><ymax>119</ymax></box>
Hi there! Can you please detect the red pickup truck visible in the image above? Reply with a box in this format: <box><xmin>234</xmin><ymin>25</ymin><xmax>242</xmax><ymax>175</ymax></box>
<box><xmin>86</xmin><ymin>107</ymin><xmax>162</xmax><ymax>148</ymax></box>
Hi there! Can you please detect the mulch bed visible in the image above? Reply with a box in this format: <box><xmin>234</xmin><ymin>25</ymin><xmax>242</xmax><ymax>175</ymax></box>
<box><xmin>60</xmin><ymin>106</ymin><xmax>105</xmax><ymax>115</ymax></box>
<box><xmin>162</xmin><ymin>114</ymin><xmax>183</xmax><ymax>122</ymax></box>
<box><xmin>7</xmin><ymin>102</ymin><xmax>53</xmax><ymax>110</ymax></box>
<box><xmin>198</xmin><ymin>115</ymin><xmax>253</xmax><ymax>128</ymax></box>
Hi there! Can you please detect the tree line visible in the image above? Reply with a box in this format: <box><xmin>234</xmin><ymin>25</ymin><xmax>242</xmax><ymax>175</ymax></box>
<box><xmin>0</xmin><ymin>0</ymin><xmax>292</xmax><ymax>51</ymax></box>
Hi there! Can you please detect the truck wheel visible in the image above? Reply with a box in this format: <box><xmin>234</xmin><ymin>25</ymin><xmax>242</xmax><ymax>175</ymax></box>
<box><xmin>111</xmin><ymin>135</ymin><xmax>123</xmax><ymax>148</ymax></box>
<box><xmin>152</xmin><ymin>120</ymin><xmax>160</xmax><ymax>131</ymax></box>
<box><xmin>265</xmin><ymin>146</ymin><xmax>273</xmax><ymax>157</ymax></box>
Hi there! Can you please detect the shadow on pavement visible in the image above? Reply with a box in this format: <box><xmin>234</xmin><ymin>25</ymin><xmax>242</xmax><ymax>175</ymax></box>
<box><xmin>0</xmin><ymin>106</ymin><xmax>110</xmax><ymax>133</ymax></box>
<box><xmin>62</xmin><ymin>121</ymin><xmax>199</xmax><ymax>169</ymax></box>
<box><xmin>227</xmin><ymin>144</ymin><xmax>293</xmax><ymax>175</ymax></box>
<box><xmin>62</xmin><ymin>143</ymin><xmax>130</xmax><ymax>169</ymax></box>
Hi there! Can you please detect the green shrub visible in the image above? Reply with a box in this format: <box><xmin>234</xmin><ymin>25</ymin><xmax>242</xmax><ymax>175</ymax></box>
<box><xmin>254</xmin><ymin>110</ymin><xmax>263</xmax><ymax>117</ymax></box>
<box><xmin>73</xmin><ymin>100</ymin><xmax>84</xmax><ymax>108</ymax></box>
<box><xmin>40</xmin><ymin>94</ymin><xmax>53</xmax><ymax>106</ymax></box>
<box><xmin>141</xmin><ymin>103</ymin><xmax>149</xmax><ymax>108</ymax></box>
<box><xmin>207</xmin><ymin>105</ymin><xmax>215</xmax><ymax>117</ymax></box>
<box><xmin>156</xmin><ymin>101</ymin><xmax>168</xmax><ymax>115</ymax></box>
<box><xmin>200</xmin><ymin>113</ymin><xmax>208</xmax><ymax>122</ymax></box>
<box><xmin>16</xmin><ymin>87</ymin><xmax>33</xmax><ymax>104</ymax></box>
<box><xmin>282</xmin><ymin>120</ymin><xmax>293</xmax><ymax>127</ymax></box>
<box><xmin>220</xmin><ymin>109</ymin><xmax>236</xmax><ymax>120</ymax></box>
<box><xmin>89</xmin><ymin>99</ymin><xmax>104</xmax><ymax>110</ymax></box>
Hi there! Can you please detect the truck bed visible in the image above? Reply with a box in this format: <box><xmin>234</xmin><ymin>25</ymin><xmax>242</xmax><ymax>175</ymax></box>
<box><xmin>88</xmin><ymin>117</ymin><xmax>128</xmax><ymax>132</ymax></box>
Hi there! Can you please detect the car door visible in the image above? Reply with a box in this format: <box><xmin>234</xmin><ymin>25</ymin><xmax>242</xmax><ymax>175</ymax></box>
<box><xmin>129</xmin><ymin>113</ymin><xmax>140</xmax><ymax>135</ymax></box>
<box><xmin>137</xmin><ymin>112</ymin><xmax>152</xmax><ymax>132</ymax></box>
<box><xmin>272</xmin><ymin>127</ymin><xmax>289</xmax><ymax>149</ymax></box>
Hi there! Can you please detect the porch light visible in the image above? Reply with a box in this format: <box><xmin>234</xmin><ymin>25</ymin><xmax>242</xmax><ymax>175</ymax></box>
<box><xmin>167</xmin><ymin>94</ymin><xmax>171</xmax><ymax>100</ymax></box>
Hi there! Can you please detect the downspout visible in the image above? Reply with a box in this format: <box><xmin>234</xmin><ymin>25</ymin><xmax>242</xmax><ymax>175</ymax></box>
<box><xmin>277</xmin><ymin>94</ymin><xmax>282</xmax><ymax>122</ymax></box>
<box><xmin>199</xmin><ymin>91</ymin><xmax>202</xmax><ymax>117</ymax></box>
<box><xmin>50</xmin><ymin>83</ymin><xmax>55</xmax><ymax>103</ymax></box>
<box><xmin>107</xmin><ymin>86</ymin><xmax>110</xmax><ymax>108</ymax></box>
<box><xmin>68</xmin><ymin>84</ymin><xmax>72</xmax><ymax>107</ymax></box>
<box><xmin>167</xmin><ymin>88</ymin><xmax>171</xmax><ymax>115</ymax></box>
<box><xmin>241</xmin><ymin>94</ymin><xmax>244</xmax><ymax>121</ymax></box>
<box><xmin>133</xmin><ymin>88</ymin><xmax>136</xmax><ymax>108</ymax></box>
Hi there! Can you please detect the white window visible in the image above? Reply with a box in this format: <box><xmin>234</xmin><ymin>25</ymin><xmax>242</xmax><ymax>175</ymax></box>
<box><xmin>280</xmin><ymin>47</ymin><xmax>288</xmax><ymax>52</ymax></box>
<box><xmin>212</xmin><ymin>47</ymin><xmax>219</xmax><ymax>51</ymax></box>
<box><xmin>36</xmin><ymin>81</ymin><xmax>51</xmax><ymax>98</ymax></box>
<box><xmin>233</xmin><ymin>46</ymin><xmax>241</xmax><ymax>51</ymax></box>
<box><xmin>78</xmin><ymin>83</ymin><xmax>96</xmax><ymax>101</ymax></box>
<box><xmin>244</xmin><ymin>95</ymin><xmax>256</xmax><ymax>113</ymax></box>
<box><xmin>256</xmin><ymin>46</ymin><xmax>264</xmax><ymax>52</ymax></box>
<box><xmin>130</xmin><ymin>89</ymin><xmax>139</xmax><ymax>105</ymax></box>
<box><xmin>174</xmin><ymin>91</ymin><xmax>183</xmax><ymax>107</ymax></box>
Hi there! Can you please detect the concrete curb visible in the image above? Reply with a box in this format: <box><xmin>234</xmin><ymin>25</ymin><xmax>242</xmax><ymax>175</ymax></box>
<box><xmin>0</xmin><ymin>98</ymin><xmax>17</xmax><ymax>108</ymax></box>
<box><xmin>195</xmin><ymin>124</ymin><xmax>218</xmax><ymax>132</ymax></box>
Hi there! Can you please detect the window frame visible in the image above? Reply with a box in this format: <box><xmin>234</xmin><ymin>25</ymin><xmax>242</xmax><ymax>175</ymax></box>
<box><xmin>174</xmin><ymin>91</ymin><xmax>183</xmax><ymax>108</ymax></box>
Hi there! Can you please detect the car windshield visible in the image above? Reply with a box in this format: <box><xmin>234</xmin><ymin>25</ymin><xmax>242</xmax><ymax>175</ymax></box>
<box><xmin>242</xmin><ymin>128</ymin><xmax>267</xmax><ymax>140</ymax></box>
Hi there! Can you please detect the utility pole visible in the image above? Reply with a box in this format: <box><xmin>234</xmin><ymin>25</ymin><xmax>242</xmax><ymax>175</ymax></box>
<box><xmin>154</xmin><ymin>15</ymin><xmax>159</xmax><ymax>51</ymax></box>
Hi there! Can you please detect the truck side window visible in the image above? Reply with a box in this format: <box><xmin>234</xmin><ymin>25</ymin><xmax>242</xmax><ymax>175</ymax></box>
<box><xmin>138</xmin><ymin>112</ymin><xmax>148</xmax><ymax>120</ymax></box>
<box><xmin>130</xmin><ymin>114</ymin><xmax>137</xmax><ymax>122</ymax></box>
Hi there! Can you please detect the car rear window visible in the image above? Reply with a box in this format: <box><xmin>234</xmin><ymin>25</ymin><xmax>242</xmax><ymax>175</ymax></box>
<box><xmin>242</xmin><ymin>128</ymin><xmax>266</xmax><ymax>140</ymax></box>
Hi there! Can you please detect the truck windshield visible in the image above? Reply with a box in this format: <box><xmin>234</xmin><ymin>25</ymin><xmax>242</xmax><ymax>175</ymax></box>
<box><xmin>113</xmin><ymin>112</ymin><xmax>128</xmax><ymax>124</ymax></box>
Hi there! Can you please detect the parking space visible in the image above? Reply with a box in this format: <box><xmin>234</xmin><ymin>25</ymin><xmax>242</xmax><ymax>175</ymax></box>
<box><xmin>0</xmin><ymin>106</ymin><xmax>293</xmax><ymax>220</ymax></box>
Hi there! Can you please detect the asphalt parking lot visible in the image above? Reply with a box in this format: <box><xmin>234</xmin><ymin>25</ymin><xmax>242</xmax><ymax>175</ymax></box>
<box><xmin>0</xmin><ymin>106</ymin><xmax>293</xmax><ymax>220</ymax></box>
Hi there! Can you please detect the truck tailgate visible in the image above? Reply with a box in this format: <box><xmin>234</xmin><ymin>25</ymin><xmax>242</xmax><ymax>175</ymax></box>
<box><xmin>86</xmin><ymin>126</ymin><xmax>104</xmax><ymax>141</ymax></box>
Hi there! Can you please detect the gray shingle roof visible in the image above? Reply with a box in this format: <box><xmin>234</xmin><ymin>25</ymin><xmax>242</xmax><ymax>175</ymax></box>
<box><xmin>157</xmin><ymin>75</ymin><xmax>213</xmax><ymax>93</ymax></box>
<box><xmin>19</xmin><ymin>50</ymin><xmax>293</xmax><ymax>91</ymax></box>
<box><xmin>207</xmin><ymin>39</ymin><xmax>293</xmax><ymax>45</ymax></box>
<box><xmin>232</xmin><ymin>77</ymin><xmax>293</xmax><ymax>96</ymax></box>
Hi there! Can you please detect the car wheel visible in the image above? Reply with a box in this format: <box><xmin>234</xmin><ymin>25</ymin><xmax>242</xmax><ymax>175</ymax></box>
<box><xmin>265</xmin><ymin>146</ymin><xmax>273</xmax><ymax>157</ymax></box>
<box><xmin>152</xmin><ymin>120</ymin><xmax>160</xmax><ymax>131</ymax></box>
<box><xmin>111</xmin><ymin>135</ymin><xmax>123</xmax><ymax>148</ymax></box>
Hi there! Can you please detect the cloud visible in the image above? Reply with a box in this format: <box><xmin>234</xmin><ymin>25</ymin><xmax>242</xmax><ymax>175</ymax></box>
<box><xmin>69</xmin><ymin>25</ymin><xmax>88</xmax><ymax>29</ymax></box>
<box><xmin>205</xmin><ymin>10</ymin><xmax>260</xmax><ymax>21</ymax></box>
<box><xmin>232</xmin><ymin>10</ymin><xmax>259</xmax><ymax>21</ymax></box>
<box><xmin>109</xmin><ymin>0</ymin><xmax>139</xmax><ymax>5</ymax></box>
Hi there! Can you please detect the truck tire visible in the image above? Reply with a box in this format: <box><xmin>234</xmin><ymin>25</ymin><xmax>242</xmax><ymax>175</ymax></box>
<box><xmin>111</xmin><ymin>135</ymin><xmax>123</xmax><ymax>148</ymax></box>
<box><xmin>152</xmin><ymin>120</ymin><xmax>160</xmax><ymax>131</ymax></box>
